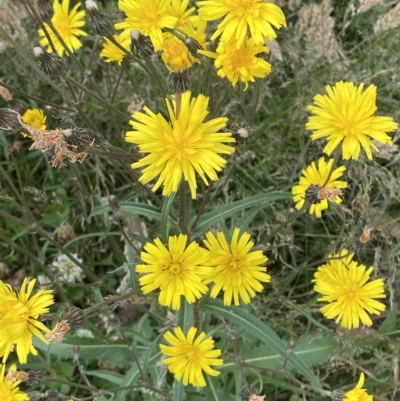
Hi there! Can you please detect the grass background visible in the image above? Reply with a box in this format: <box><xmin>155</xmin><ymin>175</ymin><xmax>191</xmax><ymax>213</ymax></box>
<box><xmin>0</xmin><ymin>0</ymin><xmax>400</xmax><ymax>400</ymax></box>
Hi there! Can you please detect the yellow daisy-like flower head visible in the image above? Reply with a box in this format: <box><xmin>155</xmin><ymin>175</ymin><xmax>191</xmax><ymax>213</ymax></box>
<box><xmin>0</xmin><ymin>278</ymin><xmax>54</xmax><ymax>364</ymax></box>
<box><xmin>99</xmin><ymin>33</ymin><xmax>130</xmax><ymax>65</ymax></box>
<box><xmin>306</xmin><ymin>81</ymin><xmax>399</xmax><ymax>160</ymax></box>
<box><xmin>342</xmin><ymin>373</ymin><xmax>373</xmax><ymax>401</ymax></box>
<box><xmin>21</xmin><ymin>109</ymin><xmax>47</xmax><ymax>130</ymax></box>
<box><xmin>136</xmin><ymin>234</ymin><xmax>213</xmax><ymax>310</ymax></box>
<box><xmin>203</xmin><ymin>228</ymin><xmax>270</xmax><ymax>306</ymax></box>
<box><xmin>38</xmin><ymin>0</ymin><xmax>87</xmax><ymax>57</ymax></box>
<box><xmin>160</xmin><ymin>326</ymin><xmax>223</xmax><ymax>387</ymax></box>
<box><xmin>197</xmin><ymin>0</ymin><xmax>286</xmax><ymax>48</ymax></box>
<box><xmin>168</xmin><ymin>0</ymin><xmax>195</xmax><ymax>30</ymax></box>
<box><xmin>125</xmin><ymin>91</ymin><xmax>235</xmax><ymax>199</ymax></box>
<box><xmin>201</xmin><ymin>37</ymin><xmax>271</xmax><ymax>90</ymax></box>
<box><xmin>0</xmin><ymin>364</ymin><xmax>29</xmax><ymax>401</ymax></box>
<box><xmin>313</xmin><ymin>252</ymin><xmax>386</xmax><ymax>329</ymax></box>
<box><xmin>115</xmin><ymin>0</ymin><xmax>177</xmax><ymax>51</ymax></box>
<box><xmin>161</xmin><ymin>34</ymin><xmax>192</xmax><ymax>72</ymax></box>
<box><xmin>291</xmin><ymin>157</ymin><xmax>347</xmax><ymax>218</ymax></box>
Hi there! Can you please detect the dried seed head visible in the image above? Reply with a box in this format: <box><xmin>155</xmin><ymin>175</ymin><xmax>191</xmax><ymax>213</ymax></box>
<box><xmin>318</xmin><ymin>187</ymin><xmax>343</xmax><ymax>201</ymax></box>
<box><xmin>167</xmin><ymin>70</ymin><xmax>191</xmax><ymax>93</ymax></box>
<box><xmin>45</xmin><ymin>320</ymin><xmax>71</xmax><ymax>343</ymax></box>
<box><xmin>37</xmin><ymin>0</ymin><xmax>53</xmax><ymax>21</ymax></box>
<box><xmin>63</xmin><ymin>306</ymin><xmax>86</xmax><ymax>329</ymax></box>
<box><xmin>230</xmin><ymin>122</ymin><xmax>254</xmax><ymax>145</ymax></box>
<box><xmin>56</xmin><ymin>224</ymin><xmax>75</xmax><ymax>244</ymax></box>
<box><xmin>5</xmin><ymin>367</ymin><xmax>29</xmax><ymax>382</ymax></box>
<box><xmin>359</xmin><ymin>225</ymin><xmax>372</xmax><ymax>243</ymax></box>
<box><xmin>34</xmin><ymin>47</ymin><xmax>65</xmax><ymax>77</ymax></box>
<box><xmin>0</xmin><ymin>108</ymin><xmax>22</xmax><ymax>134</ymax></box>
<box><xmin>130</xmin><ymin>29</ymin><xmax>154</xmax><ymax>58</ymax></box>
<box><xmin>240</xmin><ymin>385</ymin><xmax>260</xmax><ymax>401</ymax></box>
<box><xmin>86</xmin><ymin>0</ymin><xmax>112</xmax><ymax>36</ymax></box>
<box><xmin>184</xmin><ymin>36</ymin><xmax>202</xmax><ymax>59</ymax></box>
<box><xmin>330</xmin><ymin>390</ymin><xmax>345</xmax><ymax>401</ymax></box>
<box><xmin>26</xmin><ymin>370</ymin><xmax>44</xmax><ymax>387</ymax></box>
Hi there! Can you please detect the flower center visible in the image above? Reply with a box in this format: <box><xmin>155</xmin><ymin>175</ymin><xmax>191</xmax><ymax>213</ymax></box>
<box><xmin>229</xmin><ymin>258</ymin><xmax>241</xmax><ymax>271</ymax></box>
<box><xmin>169</xmin><ymin>262</ymin><xmax>182</xmax><ymax>274</ymax></box>
<box><xmin>55</xmin><ymin>17</ymin><xmax>72</xmax><ymax>36</ymax></box>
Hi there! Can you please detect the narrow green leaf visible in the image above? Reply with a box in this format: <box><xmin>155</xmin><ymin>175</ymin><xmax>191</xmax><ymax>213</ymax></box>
<box><xmin>177</xmin><ymin>301</ymin><xmax>194</xmax><ymax>332</ymax></box>
<box><xmin>378</xmin><ymin>302</ymin><xmax>398</xmax><ymax>335</ymax></box>
<box><xmin>195</xmin><ymin>193</ymin><xmax>291</xmax><ymax>232</ymax></box>
<box><xmin>161</xmin><ymin>193</ymin><xmax>176</xmax><ymax>242</ymax></box>
<box><xmin>114</xmin><ymin>363</ymin><xmax>139</xmax><ymax>401</ymax></box>
<box><xmin>90</xmin><ymin>201</ymin><xmax>164</xmax><ymax>221</ymax></box>
<box><xmin>173</xmin><ymin>379</ymin><xmax>185</xmax><ymax>401</ymax></box>
<box><xmin>204</xmin><ymin>376</ymin><xmax>232</xmax><ymax>401</ymax></box>
<box><xmin>201</xmin><ymin>298</ymin><xmax>322</xmax><ymax>390</ymax></box>
<box><xmin>85</xmin><ymin>370</ymin><xmax>124</xmax><ymax>385</ymax></box>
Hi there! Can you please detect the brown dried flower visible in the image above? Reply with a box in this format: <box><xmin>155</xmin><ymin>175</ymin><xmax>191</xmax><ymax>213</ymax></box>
<box><xmin>45</xmin><ymin>320</ymin><xmax>71</xmax><ymax>343</ymax></box>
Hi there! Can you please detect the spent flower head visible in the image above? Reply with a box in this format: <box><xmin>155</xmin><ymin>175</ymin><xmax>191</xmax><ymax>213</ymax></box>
<box><xmin>203</xmin><ymin>228</ymin><xmax>270</xmax><ymax>306</ymax></box>
<box><xmin>125</xmin><ymin>91</ymin><xmax>235</xmax><ymax>199</ymax></box>
<box><xmin>0</xmin><ymin>278</ymin><xmax>54</xmax><ymax>364</ymax></box>
<box><xmin>38</xmin><ymin>0</ymin><xmax>87</xmax><ymax>57</ymax></box>
<box><xmin>51</xmin><ymin>253</ymin><xmax>84</xmax><ymax>282</ymax></box>
<box><xmin>197</xmin><ymin>0</ymin><xmax>286</xmax><ymax>48</ymax></box>
<box><xmin>0</xmin><ymin>364</ymin><xmax>29</xmax><ymax>401</ymax></box>
<box><xmin>292</xmin><ymin>157</ymin><xmax>347</xmax><ymax>218</ymax></box>
<box><xmin>136</xmin><ymin>235</ymin><xmax>213</xmax><ymax>310</ymax></box>
<box><xmin>306</xmin><ymin>81</ymin><xmax>398</xmax><ymax>160</ymax></box>
<box><xmin>160</xmin><ymin>326</ymin><xmax>223</xmax><ymax>386</ymax></box>
<box><xmin>313</xmin><ymin>250</ymin><xmax>386</xmax><ymax>329</ymax></box>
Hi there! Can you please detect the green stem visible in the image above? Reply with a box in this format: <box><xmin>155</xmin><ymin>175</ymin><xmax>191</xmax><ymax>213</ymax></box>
<box><xmin>178</xmin><ymin>180</ymin><xmax>189</xmax><ymax>235</ymax></box>
<box><xmin>189</xmin><ymin>182</ymin><xmax>213</xmax><ymax>233</ymax></box>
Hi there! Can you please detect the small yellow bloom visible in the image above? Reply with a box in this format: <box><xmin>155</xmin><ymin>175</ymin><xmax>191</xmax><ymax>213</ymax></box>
<box><xmin>125</xmin><ymin>91</ymin><xmax>235</xmax><ymax>199</ymax></box>
<box><xmin>203</xmin><ymin>228</ymin><xmax>270</xmax><ymax>306</ymax></box>
<box><xmin>292</xmin><ymin>157</ymin><xmax>347</xmax><ymax>218</ymax></box>
<box><xmin>100</xmin><ymin>33</ymin><xmax>130</xmax><ymax>65</ymax></box>
<box><xmin>201</xmin><ymin>37</ymin><xmax>271</xmax><ymax>90</ymax></box>
<box><xmin>0</xmin><ymin>364</ymin><xmax>28</xmax><ymax>401</ymax></box>
<box><xmin>342</xmin><ymin>373</ymin><xmax>373</xmax><ymax>401</ymax></box>
<box><xmin>38</xmin><ymin>0</ymin><xmax>87</xmax><ymax>57</ymax></box>
<box><xmin>115</xmin><ymin>0</ymin><xmax>177</xmax><ymax>51</ymax></box>
<box><xmin>197</xmin><ymin>0</ymin><xmax>286</xmax><ymax>48</ymax></box>
<box><xmin>313</xmin><ymin>251</ymin><xmax>386</xmax><ymax>329</ymax></box>
<box><xmin>306</xmin><ymin>81</ymin><xmax>398</xmax><ymax>160</ymax></box>
<box><xmin>160</xmin><ymin>326</ymin><xmax>223</xmax><ymax>387</ymax></box>
<box><xmin>0</xmin><ymin>278</ymin><xmax>54</xmax><ymax>364</ymax></box>
<box><xmin>136</xmin><ymin>235</ymin><xmax>213</xmax><ymax>310</ymax></box>
<box><xmin>161</xmin><ymin>34</ymin><xmax>192</xmax><ymax>72</ymax></box>
<box><xmin>21</xmin><ymin>109</ymin><xmax>47</xmax><ymax>137</ymax></box>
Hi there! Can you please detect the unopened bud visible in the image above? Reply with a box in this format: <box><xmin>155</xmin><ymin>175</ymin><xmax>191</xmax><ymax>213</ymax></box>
<box><xmin>184</xmin><ymin>36</ymin><xmax>202</xmax><ymax>59</ymax></box>
<box><xmin>34</xmin><ymin>47</ymin><xmax>65</xmax><ymax>77</ymax></box>
<box><xmin>27</xmin><ymin>391</ymin><xmax>43</xmax><ymax>401</ymax></box>
<box><xmin>108</xmin><ymin>195</ymin><xmax>120</xmax><ymax>213</ymax></box>
<box><xmin>37</xmin><ymin>0</ymin><xmax>53</xmax><ymax>21</ymax></box>
<box><xmin>26</xmin><ymin>370</ymin><xmax>44</xmax><ymax>387</ymax></box>
<box><xmin>130</xmin><ymin>29</ymin><xmax>154</xmax><ymax>58</ymax></box>
<box><xmin>44</xmin><ymin>389</ymin><xmax>59</xmax><ymax>401</ymax></box>
<box><xmin>167</xmin><ymin>70</ymin><xmax>191</xmax><ymax>94</ymax></box>
<box><xmin>86</xmin><ymin>0</ymin><xmax>112</xmax><ymax>36</ymax></box>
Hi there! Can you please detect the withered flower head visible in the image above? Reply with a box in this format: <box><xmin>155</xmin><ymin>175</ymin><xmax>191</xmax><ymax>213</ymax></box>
<box><xmin>167</xmin><ymin>70</ymin><xmax>191</xmax><ymax>94</ymax></box>
<box><xmin>45</xmin><ymin>320</ymin><xmax>70</xmax><ymax>343</ymax></box>
<box><xmin>85</xmin><ymin>0</ymin><xmax>112</xmax><ymax>36</ymax></box>
<box><xmin>62</xmin><ymin>306</ymin><xmax>86</xmax><ymax>329</ymax></box>
<box><xmin>34</xmin><ymin>47</ymin><xmax>65</xmax><ymax>77</ymax></box>
<box><xmin>230</xmin><ymin>122</ymin><xmax>254</xmax><ymax>145</ymax></box>
<box><xmin>130</xmin><ymin>29</ymin><xmax>154</xmax><ymax>59</ymax></box>
<box><xmin>0</xmin><ymin>108</ymin><xmax>22</xmax><ymax>134</ymax></box>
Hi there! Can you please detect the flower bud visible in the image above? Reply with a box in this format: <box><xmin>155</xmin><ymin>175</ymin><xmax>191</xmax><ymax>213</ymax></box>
<box><xmin>130</xmin><ymin>29</ymin><xmax>154</xmax><ymax>59</ymax></box>
<box><xmin>37</xmin><ymin>0</ymin><xmax>53</xmax><ymax>21</ymax></box>
<box><xmin>34</xmin><ymin>47</ymin><xmax>65</xmax><ymax>77</ymax></box>
<box><xmin>85</xmin><ymin>0</ymin><xmax>112</xmax><ymax>36</ymax></box>
<box><xmin>0</xmin><ymin>108</ymin><xmax>22</xmax><ymax>134</ymax></box>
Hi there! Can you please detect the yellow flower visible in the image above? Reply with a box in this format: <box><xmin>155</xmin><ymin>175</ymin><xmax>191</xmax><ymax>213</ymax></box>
<box><xmin>197</xmin><ymin>0</ymin><xmax>286</xmax><ymax>48</ymax></box>
<box><xmin>201</xmin><ymin>37</ymin><xmax>271</xmax><ymax>90</ymax></box>
<box><xmin>0</xmin><ymin>278</ymin><xmax>54</xmax><ymax>364</ymax></box>
<box><xmin>313</xmin><ymin>253</ymin><xmax>386</xmax><ymax>329</ymax></box>
<box><xmin>136</xmin><ymin>235</ymin><xmax>213</xmax><ymax>310</ymax></box>
<box><xmin>100</xmin><ymin>33</ymin><xmax>130</xmax><ymax>64</ymax></box>
<box><xmin>115</xmin><ymin>0</ymin><xmax>177</xmax><ymax>51</ymax></box>
<box><xmin>203</xmin><ymin>228</ymin><xmax>270</xmax><ymax>306</ymax></box>
<box><xmin>292</xmin><ymin>157</ymin><xmax>347</xmax><ymax>218</ymax></box>
<box><xmin>125</xmin><ymin>91</ymin><xmax>235</xmax><ymax>199</ymax></box>
<box><xmin>38</xmin><ymin>0</ymin><xmax>87</xmax><ymax>57</ymax></box>
<box><xmin>0</xmin><ymin>364</ymin><xmax>28</xmax><ymax>401</ymax></box>
<box><xmin>161</xmin><ymin>34</ymin><xmax>192</xmax><ymax>72</ymax></box>
<box><xmin>168</xmin><ymin>0</ymin><xmax>195</xmax><ymax>30</ymax></box>
<box><xmin>21</xmin><ymin>109</ymin><xmax>46</xmax><ymax>130</ymax></box>
<box><xmin>160</xmin><ymin>326</ymin><xmax>223</xmax><ymax>387</ymax></box>
<box><xmin>342</xmin><ymin>373</ymin><xmax>373</xmax><ymax>401</ymax></box>
<box><xmin>306</xmin><ymin>81</ymin><xmax>399</xmax><ymax>160</ymax></box>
